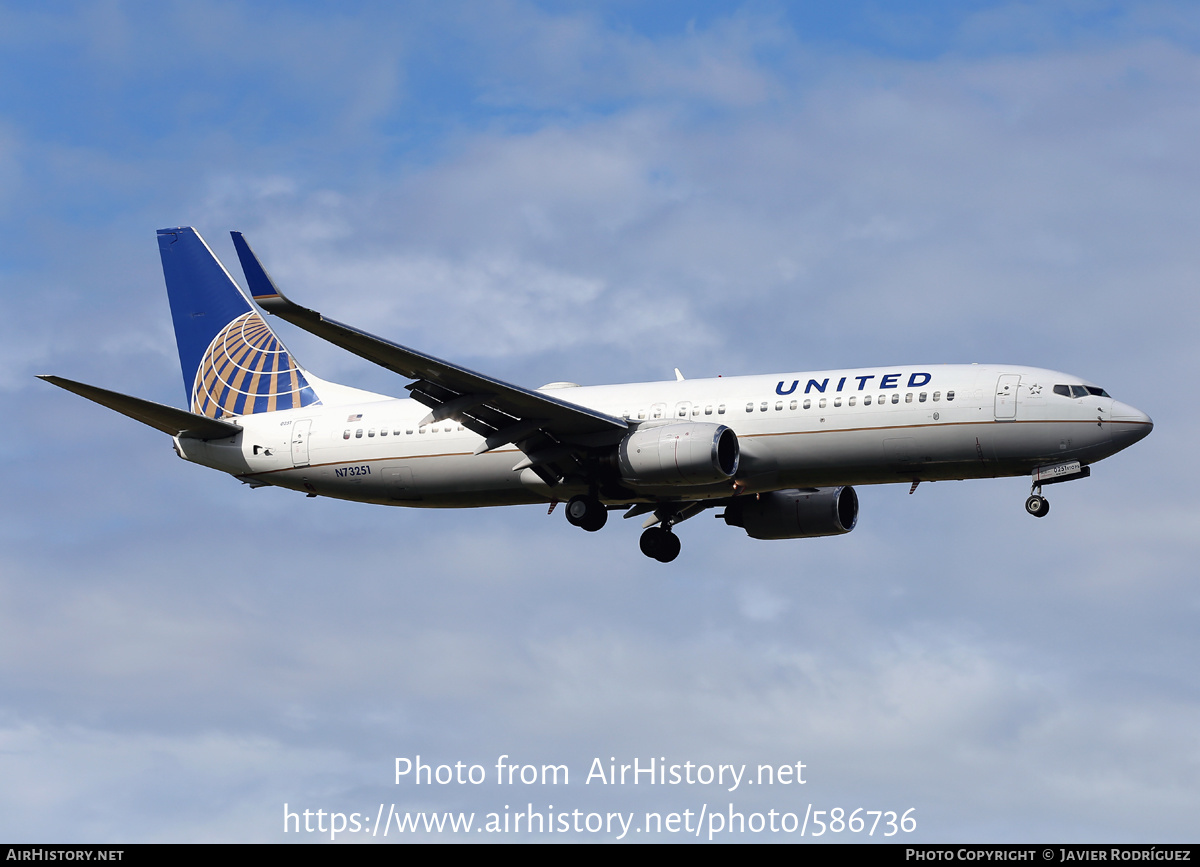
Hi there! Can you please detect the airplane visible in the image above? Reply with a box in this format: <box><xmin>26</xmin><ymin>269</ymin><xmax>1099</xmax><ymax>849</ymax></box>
<box><xmin>40</xmin><ymin>227</ymin><xmax>1154</xmax><ymax>562</ymax></box>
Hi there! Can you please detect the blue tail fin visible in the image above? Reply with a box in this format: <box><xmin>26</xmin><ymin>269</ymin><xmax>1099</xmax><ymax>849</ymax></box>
<box><xmin>157</xmin><ymin>227</ymin><xmax>322</xmax><ymax>418</ymax></box>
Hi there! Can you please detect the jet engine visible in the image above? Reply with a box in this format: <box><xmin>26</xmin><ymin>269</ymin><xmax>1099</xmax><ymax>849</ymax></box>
<box><xmin>723</xmin><ymin>487</ymin><xmax>858</xmax><ymax>539</ymax></box>
<box><xmin>617</xmin><ymin>423</ymin><xmax>739</xmax><ymax>486</ymax></box>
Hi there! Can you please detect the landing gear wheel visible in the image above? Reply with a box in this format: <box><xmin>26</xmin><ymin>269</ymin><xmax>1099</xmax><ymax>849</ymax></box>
<box><xmin>1025</xmin><ymin>495</ymin><xmax>1050</xmax><ymax>518</ymax></box>
<box><xmin>639</xmin><ymin>527</ymin><xmax>681</xmax><ymax>562</ymax></box>
<box><xmin>566</xmin><ymin>495</ymin><xmax>607</xmax><ymax>532</ymax></box>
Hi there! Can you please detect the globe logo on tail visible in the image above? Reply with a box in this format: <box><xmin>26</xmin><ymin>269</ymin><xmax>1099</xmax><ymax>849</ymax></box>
<box><xmin>191</xmin><ymin>311</ymin><xmax>319</xmax><ymax>418</ymax></box>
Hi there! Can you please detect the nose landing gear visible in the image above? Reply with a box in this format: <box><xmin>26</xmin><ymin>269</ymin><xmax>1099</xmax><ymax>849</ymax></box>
<box><xmin>1024</xmin><ymin>461</ymin><xmax>1093</xmax><ymax>518</ymax></box>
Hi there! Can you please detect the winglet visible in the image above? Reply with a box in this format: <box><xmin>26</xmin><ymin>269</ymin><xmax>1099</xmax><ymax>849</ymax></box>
<box><xmin>230</xmin><ymin>232</ymin><xmax>320</xmax><ymax>323</ymax></box>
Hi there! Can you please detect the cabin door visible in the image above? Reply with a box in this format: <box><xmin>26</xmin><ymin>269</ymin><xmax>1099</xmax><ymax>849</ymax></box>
<box><xmin>994</xmin><ymin>375</ymin><xmax>1020</xmax><ymax>421</ymax></box>
<box><xmin>291</xmin><ymin>419</ymin><xmax>312</xmax><ymax>467</ymax></box>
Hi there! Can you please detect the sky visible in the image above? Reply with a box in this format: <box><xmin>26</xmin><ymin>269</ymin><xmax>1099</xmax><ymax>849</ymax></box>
<box><xmin>1</xmin><ymin>0</ymin><xmax>1197</xmax><ymax>843</ymax></box>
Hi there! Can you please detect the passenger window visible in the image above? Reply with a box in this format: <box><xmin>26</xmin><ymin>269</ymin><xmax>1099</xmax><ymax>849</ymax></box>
<box><xmin>933</xmin><ymin>391</ymin><xmax>940</xmax><ymax>402</ymax></box>
<box><xmin>775</xmin><ymin>401</ymin><xmax>783</xmax><ymax>411</ymax></box>
<box><xmin>891</xmin><ymin>394</ymin><xmax>900</xmax><ymax>404</ymax></box>
<box><xmin>718</xmin><ymin>404</ymin><xmax>726</xmax><ymax>414</ymax></box>
<box><xmin>760</xmin><ymin>402</ymin><xmax>768</xmax><ymax>412</ymax></box>
<box><xmin>864</xmin><ymin>395</ymin><xmax>872</xmax><ymax>406</ymax></box>
<box><xmin>919</xmin><ymin>393</ymin><xmax>927</xmax><ymax>402</ymax></box>
<box><xmin>704</xmin><ymin>405</ymin><xmax>713</xmax><ymax>415</ymax></box>
<box><xmin>833</xmin><ymin>397</ymin><xmax>841</xmax><ymax>407</ymax></box>
<box><xmin>692</xmin><ymin>406</ymin><xmax>700</xmax><ymax>416</ymax></box>
<box><xmin>653</xmin><ymin>408</ymin><xmax>663</xmax><ymax>419</ymax></box>
<box><xmin>849</xmin><ymin>396</ymin><xmax>856</xmax><ymax>406</ymax></box>
<box><xmin>418</xmin><ymin>427</ymin><xmax>426</xmax><ymax>434</ymax></box>
<box><xmin>355</xmin><ymin>429</ymin><xmax>363</xmax><ymax>438</ymax></box>
<box><xmin>789</xmin><ymin>400</ymin><xmax>797</xmax><ymax>410</ymax></box>
<box><xmin>343</xmin><ymin>430</ymin><xmax>350</xmax><ymax>440</ymax></box>
<box><xmin>638</xmin><ymin>410</ymin><xmax>647</xmax><ymax>420</ymax></box>
<box><xmin>819</xmin><ymin>398</ymin><xmax>827</xmax><ymax>409</ymax></box>
<box><xmin>947</xmin><ymin>391</ymin><xmax>955</xmax><ymax>401</ymax></box>
<box><xmin>905</xmin><ymin>394</ymin><xmax>912</xmax><ymax>404</ymax></box>
<box><xmin>803</xmin><ymin>399</ymin><xmax>811</xmax><ymax>409</ymax></box>
<box><xmin>380</xmin><ymin>429</ymin><xmax>388</xmax><ymax>436</ymax></box>
<box><xmin>368</xmin><ymin>429</ymin><xmax>376</xmax><ymax>437</ymax></box>
<box><xmin>746</xmin><ymin>402</ymin><xmax>754</xmax><ymax>413</ymax></box>
<box><xmin>405</xmin><ymin>429</ymin><xmax>413</xmax><ymax>435</ymax></box>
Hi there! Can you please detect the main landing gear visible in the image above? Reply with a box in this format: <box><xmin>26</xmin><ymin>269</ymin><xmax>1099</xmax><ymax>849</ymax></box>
<box><xmin>639</xmin><ymin>526</ymin><xmax>681</xmax><ymax>563</ymax></box>
<box><xmin>562</xmin><ymin>494</ymin><xmax>686</xmax><ymax>562</ymax></box>
<box><xmin>565</xmin><ymin>494</ymin><xmax>607</xmax><ymax>532</ymax></box>
<box><xmin>636</xmin><ymin>502</ymin><xmax>707</xmax><ymax>562</ymax></box>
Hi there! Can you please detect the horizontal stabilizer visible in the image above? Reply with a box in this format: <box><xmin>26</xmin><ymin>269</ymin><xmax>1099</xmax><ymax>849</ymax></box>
<box><xmin>38</xmin><ymin>375</ymin><xmax>242</xmax><ymax>439</ymax></box>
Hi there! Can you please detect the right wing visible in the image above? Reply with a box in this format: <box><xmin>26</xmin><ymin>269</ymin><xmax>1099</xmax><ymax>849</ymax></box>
<box><xmin>230</xmin><ymin>232</ymin><xmax>629</xmax><ymax>485</ymax></box>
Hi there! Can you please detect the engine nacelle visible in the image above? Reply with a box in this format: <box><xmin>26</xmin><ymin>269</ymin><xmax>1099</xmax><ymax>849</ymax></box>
<box><xmin>617</xmin><ymin>423</ymin><xmax>740</xmax><ymax>486</ymax></box>
<box><xmin>723</xmin><ymin>487</ymin><xmax>858</xmax><ymax>540</ymax></box>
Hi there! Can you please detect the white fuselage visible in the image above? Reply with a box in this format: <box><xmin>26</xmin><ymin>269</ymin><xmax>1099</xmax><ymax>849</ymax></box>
<box><xmin>174</xmin><ymin>364</ymin><xmax>1152</xmax><ymax>508</ymax></box>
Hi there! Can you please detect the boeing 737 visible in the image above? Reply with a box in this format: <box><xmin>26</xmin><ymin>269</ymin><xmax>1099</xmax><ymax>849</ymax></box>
<box><xmin>40</xmin><ymin>227</ymin><xmax>1153</xmax><ymax>562</ymax></box>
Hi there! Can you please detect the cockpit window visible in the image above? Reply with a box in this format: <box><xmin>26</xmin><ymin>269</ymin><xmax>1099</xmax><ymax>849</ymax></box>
<box><xmin>1054</xmin><ymin>384</ymin><xmax>1096</xmax><ymax>399</ymax></box>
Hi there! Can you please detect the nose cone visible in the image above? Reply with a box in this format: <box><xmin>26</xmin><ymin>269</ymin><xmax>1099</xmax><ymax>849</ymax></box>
<box><xmin>1109</xmin><ymin>401</ymin><xmax>1153</xmax><ymax>449</ymax></box>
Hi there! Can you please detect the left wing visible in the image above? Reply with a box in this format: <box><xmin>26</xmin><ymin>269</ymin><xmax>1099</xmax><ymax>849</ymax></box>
<box><xmin>230</xmin><ymin>232</ymin><xmax>629</xmax><ymax>485</ymax></box>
